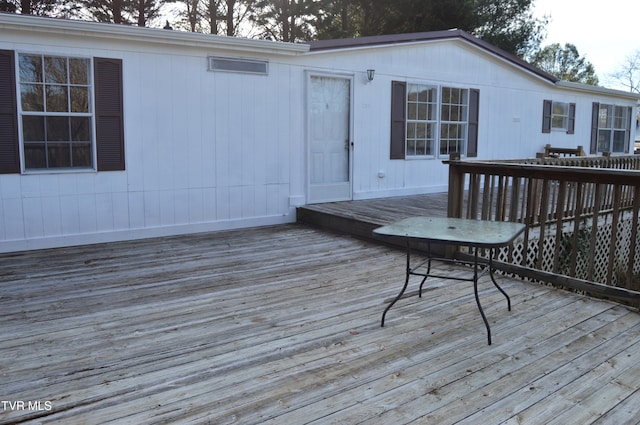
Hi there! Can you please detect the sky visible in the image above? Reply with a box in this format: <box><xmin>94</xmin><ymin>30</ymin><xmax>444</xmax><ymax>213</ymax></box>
<box><xmin>532</xmin><ymin>0</ymin><xmax>639</xmax><ymax>90</ymax></box>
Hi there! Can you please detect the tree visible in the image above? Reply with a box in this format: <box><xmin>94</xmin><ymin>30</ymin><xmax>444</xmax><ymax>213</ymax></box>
<box><xmin>610</xmin><ymin>50</ymin><xmax>640</xmax><ymax>93</ymax></box>
<box><xmin>82</xmin><ymin>0</ymin><xmax>130</xmax><ymax>23</ymax></box>
<box><xmin>388</xmin><ymin>0</ymin><xmax>478</xmax><ymax>35</ymax></box>
<box><xmin>208</xmin><ymin>0</ymin><xmax>257</xmax><ymax>36</ymax></box>
<box><xmin>166</xmin><ymin>0</ymin><xmax>254</xmax><ymax>34</ymax></box>
<box><xmin>314</xmin><ymin>0</ymin><xmax>359</xmax><ymax>39</ymax></box>
<box><xmin>133</xmin><ymin>0</ymin><xmax>164</xmax><ymax>26</ymax></box>
<box><xmin>78</xmin><ymin>0</ymin><xmax>165</xmax><ymax>25</ymax></box>
<box><xmin>316</xmin><ymin>0</ymin><xmax>477</xmax><ymax>39</ymax></box>
<box><xmin>250</xmin><ymin>0</ymin><xmax>320</xmax><ymax>42</ymax></box>
<box><xmin>0</xmin><ymin>0</ymin><xmax>58</xmax><ymax>15</ymax></box>
<box><xmin>314</xmin><ymin>0</ymin><xmax>546</xmax><ymax>58</ymax></box>
<box><xmin>530</xmin><ymin>43</ymin><xmax>599</xmax><ymax>85</ymax></box>
<box><xmin>207</xmin><ymin>0</ymin><xmax>221</xmax><ymax>34</ymax></box>
<box><xmin>473</xmin><ymin>0</ymin><xmax>547</xmax><ymax>58</ymax></box>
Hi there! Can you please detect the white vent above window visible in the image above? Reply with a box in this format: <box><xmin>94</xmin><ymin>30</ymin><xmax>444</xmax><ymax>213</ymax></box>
<box><xmin>208</xmin><ymin>56</ymin><xmax>268</xmax><ymax>75</ymax></box>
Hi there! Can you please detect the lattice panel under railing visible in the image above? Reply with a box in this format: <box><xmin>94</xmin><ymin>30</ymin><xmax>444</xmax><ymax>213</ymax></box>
<box><xmin>488</xmin><ymin>215</ymin><xmax>640</xmax><ymax>289</ymax></box>
<box><xmin>448</xmin><ymin>157</ymin><xmax>640</xmax><ymax>301</ymax></box>
<box><xmin>592</xmin><ymin>222</ymin><xmax>612</xmax><ymax>284</ymax></box>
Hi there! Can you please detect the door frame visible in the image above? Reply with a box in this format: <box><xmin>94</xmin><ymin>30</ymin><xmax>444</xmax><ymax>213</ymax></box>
<box><xmin>305</xmin><ymin>71</ymin><xmax>354</xmax><ymax>204</ymax></box>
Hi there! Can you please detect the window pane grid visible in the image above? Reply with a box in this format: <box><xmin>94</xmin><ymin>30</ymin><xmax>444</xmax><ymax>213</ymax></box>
<box><xmin>18</xmin><ymin>54</ymin><xmax>93</xmax><ymax>170</ymax></box>
<box><xmin>597</xmin><ymin>104</ymin><xmax>628</xmax><ymax>153</ymax></box>
<box><xmin>440</xmin><ymin>123</ymin><xmax>466</xmax><ymax>155</ymax></box>
<box><xmin>406</xmin><ymin>84</ymin><xmax>437</xmax><ymax>157</ymax></box>
<box><xmin>439</xmin><ymin>87</ymin><xmax>469</xmax><ymax>157</ymax></box>
<box><xmin>551</xmin><ymin>101</ymin><xmax>569</xmax><ymax>130</ymax></box>
<box><xmin>22</xmin><ymin>116</ymin><xmax>92</xmax><ymax>168</ymax></box>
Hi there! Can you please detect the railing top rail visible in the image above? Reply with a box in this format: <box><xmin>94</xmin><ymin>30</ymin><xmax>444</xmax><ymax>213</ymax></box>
<box><xmin>459</xmin><ymin>154</ymin><xmax>640</xmax><ymax>167</ymax></box>
<box><xmin>447</xmin><ymin>160</ymin><xmax>640</xmax><ymax>185</ymax></box>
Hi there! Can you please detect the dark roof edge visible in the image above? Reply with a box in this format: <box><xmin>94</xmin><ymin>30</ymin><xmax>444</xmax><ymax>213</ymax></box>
<box><xmin>308</xmin><ymin>29</ymin><xmax>560</xmax><ymax>84</ymax></box>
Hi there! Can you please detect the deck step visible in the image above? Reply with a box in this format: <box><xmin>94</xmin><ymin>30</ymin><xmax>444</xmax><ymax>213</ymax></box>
<box><xmin>296</xmin><ymin>205</ymin><xmax>383</xmax><ymax>241</ymax></box>
<box><xmin>296</xmin><ymin>194</ymin><xmax>450</xmax><ymax>255</ymax></box>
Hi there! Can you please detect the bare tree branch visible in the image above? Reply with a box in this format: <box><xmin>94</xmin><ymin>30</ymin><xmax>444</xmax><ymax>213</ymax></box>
<box><xmin>610</xmin><ymin>50</ymin><xmax>640</xmax><ymax>94</ymax></box>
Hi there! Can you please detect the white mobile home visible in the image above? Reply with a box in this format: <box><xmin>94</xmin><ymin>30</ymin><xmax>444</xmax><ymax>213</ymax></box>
<box><xmin>0</xmin><ymin>14</ymin><xmax>638</xmax><ymax>252</ymax></box>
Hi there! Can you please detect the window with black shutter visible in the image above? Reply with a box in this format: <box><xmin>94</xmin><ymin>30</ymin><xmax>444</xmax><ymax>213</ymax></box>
<box><xmin>591</xmin><ymin>102</ymin><xmax>633</xmax><ymax>154</ymax></box>
<box><xmin>0</xmin><ymin>50</ymin><xmax>125</xmax><ymax>173</ymax></box>
<box><xmin>390</xmin><ymin>81</ymin><xmax>479</xmax><ymax>159</ymax></box>
<box><xmin>542</xmin><ymin>100</ymin><xmax>575</xmax><ymax>134</ymax></box>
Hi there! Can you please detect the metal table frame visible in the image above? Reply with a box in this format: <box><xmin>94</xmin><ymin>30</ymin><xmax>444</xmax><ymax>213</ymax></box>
<box><xmin>374</xmin><ymin>217</ymin><xmax>526</xmax><ymax>345</ymax></box>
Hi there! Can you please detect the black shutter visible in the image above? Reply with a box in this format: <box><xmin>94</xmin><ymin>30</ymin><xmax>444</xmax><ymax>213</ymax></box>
<box><xmin>567</xmin><ymin>103</ymin><xmax>576</xmax><ymax>134</ymax></box>
<box><xmin>590</xmin><ymin>102</ymin><xmax>599</xmax><ymax>154</ymax></box>
<box><xmin>0</xmin><ymin>50</ymin><xmax>20</xmax><ymax>174</ymax></box>
<box><xmin>625</xmin><ymin>106</ymin><xmax>632</xmax><ymax>153</ymax></box>
<box><xmin>542</xmin><ymin>100</ymin><xmax>552</xmax><ymax>133</ymax></box>
<box><xmin>467</xmin><ymin>89</ymin><xmax>479</xmax><ymax>157</ymax></box>
<box><xmin>94</xmin><ymin>57</ymin><xmax>125</xmax><ymax>171</ymax></box>
<box><xmin>390</xmin><ymin>80</ymin><xmax>406</xmax><ymax>159</ymax></box>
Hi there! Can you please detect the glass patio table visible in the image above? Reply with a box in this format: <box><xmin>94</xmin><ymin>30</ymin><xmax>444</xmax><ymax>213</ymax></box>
<box><xmin>373</xmin><ymin>216</ymin><xmax>526</xmax><ymax>345</ymax></box>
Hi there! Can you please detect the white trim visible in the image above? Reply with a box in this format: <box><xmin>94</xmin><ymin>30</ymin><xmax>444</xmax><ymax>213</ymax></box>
<box><xmin>15</xmin><ymin>52</ymin><xmax>98</xmax><ymax>173</ymax></box>
<box><xmin>307</xmin><ymin>38</ymin><xmax>558</xmax><ymax>86</ymax></box>
<box><xmin>556</xmin><ymin>81</ymin><xmax>640</xmax><ymax>100</ymax></box>
<box><xmin>402</xmin><ymin>82</ymin><xmax>472</xmax><ymax>159</ymax></box>
<box><xmin>0</xmin><ymin>213</ymin><xmax>296</xmax><ymax>254</ymax></box>
<box><xmin>0</xmin><ymin>14</ymin><xmax>309</xmax><ymax>57</ymax></box>
<box><xmin>305</xmin><ymin>71</ymin><xmax>355</xmax><ymax>204</ymax></box>
<box><xmin>207</xmin><ymin>56</ymin><xmax>269</xmax><ymax>75</ymax></box>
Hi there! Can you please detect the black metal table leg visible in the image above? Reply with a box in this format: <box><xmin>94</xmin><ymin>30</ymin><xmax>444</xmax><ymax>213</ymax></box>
<box><xmin>418</xmin><ymin>242</ymin><xmax>431</xmax><ymax>297</ymax></box>
<box><xmin>381</xmin><ymin>240</ymin><xmax>412</xmax><ymax>327</ymax></box>
<box><xmin>489</xmin><ymin>250</ymin><xmax>511</xmax><ymax>311</ymax></box>
<box><xmin>472</xmin><ymin>247</ymin><xmax>492</xmax><ymax>345</ymax></box>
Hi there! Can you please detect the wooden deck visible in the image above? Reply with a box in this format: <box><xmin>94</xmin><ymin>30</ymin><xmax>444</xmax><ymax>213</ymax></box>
<box><xmin>297</xmin><ymin>193</ymin><xmax>450</xmax><ymax>246</ymax></box>
<box><xmin>1</xmin><ymin>224</ymin><xmax>640</xmax><ymax>424</ymax></box>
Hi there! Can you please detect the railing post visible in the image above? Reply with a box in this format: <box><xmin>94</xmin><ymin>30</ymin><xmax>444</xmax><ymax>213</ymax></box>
<box><xmin>447</xmin><ymin>156</ymin><xmax>464</xmax><ymax>218</ymax></box>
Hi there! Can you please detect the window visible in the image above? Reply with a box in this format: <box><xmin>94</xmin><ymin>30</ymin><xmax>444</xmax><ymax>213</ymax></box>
<box><xmin>406</xmin><ymin>84</ymin><xmax>437</xmax><ymax>156</ymax></box>
<box><xmin>440</xmin><ymin>87</ymin><xmax>468</xmax><ymax>156</ymax></box>
<box><xmin>390</xmin><ymin>81</ymin><xmax>479</xmax><ymax>160</ymax></box>
<box><xmin>0</xmin><ymin>50</ymin><xmax>124</xmax><ymax>174</ymax></box>
<box><xmin>542</xmin><ymin>100</ymin><xmax>575</xmax><ymax>133</ymax></box>
<box><xmin>208</xmin><ymin>56</ymin><xmax>268</xmax><ymax>75</ymax></box>
<box><xmin>18</xmin><ymin>54</ymin><xmax>93</xmax><ymax>169</ymax></box>
<box><xmin>592</xmin><ymin>103</ymin><xmax>632</xmax><ymax>153</ymax></box>
<box><xmin>551</xmin><ymin>102</ymin><xmax>568</xmax><ymax>129</ymax></box>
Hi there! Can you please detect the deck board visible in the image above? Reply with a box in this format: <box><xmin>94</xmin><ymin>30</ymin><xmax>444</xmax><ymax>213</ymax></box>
<box><xmin>1</xmin><ymin>224</ymin><xmax>639</xmax><ymax>424</ymax></box>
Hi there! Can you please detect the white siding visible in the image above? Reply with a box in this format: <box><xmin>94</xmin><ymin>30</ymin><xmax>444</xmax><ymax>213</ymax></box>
<box><xmin>0</xmin><ymin>26</ymin><xmax>304</xmax><ymax>252</ymax></box>
<box><xmin>295</xmin><ymin>41</ymin><xmax>638</xmax><ymax>200</ymax></box>
<box><xmin>0</xmin><ymin>16</ymin><xmax>637</xmax><ymax>252</ymax></box>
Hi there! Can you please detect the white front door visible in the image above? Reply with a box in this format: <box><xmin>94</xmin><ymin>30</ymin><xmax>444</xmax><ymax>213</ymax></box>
<box><xmin>308</xmin><ymin>75</ymin><xmax>352</xmax><ymax>203</ymax></box>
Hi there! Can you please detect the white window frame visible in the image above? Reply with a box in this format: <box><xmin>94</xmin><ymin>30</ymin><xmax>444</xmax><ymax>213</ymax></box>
<box><xmin>17</xmin><ymin>52</ymin><xmax>95</xmax><ymax>172</ymax></box>
<box><xmin>597</xmin><ymin>104</ymin><xmax>629</xmax><ymax>153</ymax></box>
<box><xmin>439</xmin><ymin>86</ymin><xmax>469</xmax><ymax>157</ymax></box>
<box><xmin>551</xmin><ymin>101</ymin><xmax>569</xmax><ymax>131</ymax></box>
<box><xmin>404</xmin><ymin>84</ymin><xmax>470</xmax><ymax>159</ymax></box>
<box><xmin>405</xmin><ymin>83</ymin><xmax>438</xmax><ymax>157</ymax></box>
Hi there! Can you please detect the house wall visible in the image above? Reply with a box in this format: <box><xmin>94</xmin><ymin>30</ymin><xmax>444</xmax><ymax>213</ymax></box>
<box><xmin>297</xmin><ymin>41</ymin><xmax>638</xmax><ymax>200</ymax></box>
<box><xmin>0</xmin><ymin>24</ymin><xmax>308</xmax><ymax>252</ymax></box>
<box><xmin>0</xmin><ymin>17</ymin><xmax>637</xmax><ymax>252</ymax></box>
